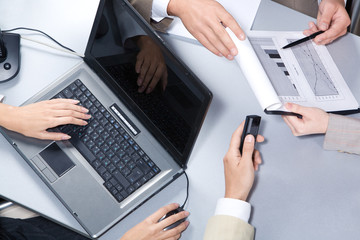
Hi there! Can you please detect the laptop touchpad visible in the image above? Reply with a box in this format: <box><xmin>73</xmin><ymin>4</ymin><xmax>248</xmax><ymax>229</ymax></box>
<box><xmin>39</xmin><ymin>142</ymin><xmax>75</xmax><ymax>177</ymax></box>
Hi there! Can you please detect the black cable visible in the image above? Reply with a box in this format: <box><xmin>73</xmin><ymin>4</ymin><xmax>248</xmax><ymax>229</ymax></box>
<box><xmin>180</xmin><ymin>171</ymin><xmax>189</xmax><ymax>209</ymax></box>
<box><xmin>2</xmin><ymin>27</ymin><xmax>76</xmax><ymax>53</ymax></box>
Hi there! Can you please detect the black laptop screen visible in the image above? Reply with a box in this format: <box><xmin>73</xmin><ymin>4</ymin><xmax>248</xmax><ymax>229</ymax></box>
<box><xmin>85</xmin><ymin>0</ymin><xmax>211</xmax><ymax>166</ymax></box>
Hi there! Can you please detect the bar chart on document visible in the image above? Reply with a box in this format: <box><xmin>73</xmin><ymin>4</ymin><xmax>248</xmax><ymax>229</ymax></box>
<box><xmin>249</xmin><ymin>37</ymin><xmax>301</xmax><ymax>102</ymax></box>
<box><xmin>248</xmin><ymin>34</ymin><xmax>344</xmax><ymax>104</ymax></box>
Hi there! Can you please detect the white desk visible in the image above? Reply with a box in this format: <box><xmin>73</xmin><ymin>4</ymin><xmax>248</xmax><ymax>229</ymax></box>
<box><xmin>1</xmin><ymin>1</ymin><xmax>360</xmax><ymax>239</ymax></box>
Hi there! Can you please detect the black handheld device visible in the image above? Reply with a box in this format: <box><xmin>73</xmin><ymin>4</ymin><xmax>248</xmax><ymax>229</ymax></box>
<box><xmin>239</xmin><ymin>115</ymin><xmax>261</xmax><ymax>155</ymax></box>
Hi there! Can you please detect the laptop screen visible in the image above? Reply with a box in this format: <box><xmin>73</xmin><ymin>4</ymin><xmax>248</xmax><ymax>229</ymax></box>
<box><xmin>85</xmin><ymin>0</ymin><xmax>212</xmax><ymax>167</ymax></box>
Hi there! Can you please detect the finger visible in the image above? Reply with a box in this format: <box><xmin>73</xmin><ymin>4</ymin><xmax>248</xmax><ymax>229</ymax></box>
<box><xmin>53</xmin><ymin>110</ymin><xmax>91</xmax><ymax>119</ymax></box>
<box><xmin>146</xmin><ymin>66</ymin><xmax>164</xmax><ymax>94</ymax></box>
<box><xmin>48</xmin><ymin>98</ymin><xmax>80</xmax><ymax>105</ymax></box>
<box><xmin>158</xmin><ymin>210</ymin><xmax>189</xmax><ymax>230</ymax></box>
<box><xmin>36</xmin><ymin>131</ymin><xmax>71</xmax><ymax>141</ymax></box>
<box><xmin>135</xmin><ymin>55</ymin><xmax>144</xmax><ymax>74</ymax></box>
<box><xmin>161</xmin><ymin>69</ymin><xmax>168</xmax><ymax>92</ymax></box>
<box><xmin>256</xmin><ymin>134</ymin><xmax>265</xmax><ymax>143</ymax></box>
<box><xmin>228</xmin><ymin>121</ymin><xmax>245</xmax><ymax>151</ymax></box>
<box><xmin>148</xmin><ymin>203</ymin><xmax>180</xmax><ymax>223</ymax></box>
<box><xmin>220</xmin><ymin>13</ymin><xmax>245</xmax><ymax>56</ymax></box>
<box><xmin>221</xmin><ymin>12</ymin><xmax>245</xmax><ymax>41</ymax></box>
<box><xmin>303</xmin><ymin>21</ymin><xmax>319</xmax><ymax>36</ymax></box>
<box><xmin>253</xmin><ymin>150</ymin><xmax>262</xmax><ymax>171</ymax></box>
<box><xmin>284</xmin><ymin>102</ymin><xmax>309</xmax><ymax>116</ymax></box>
<box><xmin>282</xmin><ymin>115</ymin><xmax>300</xmax><ymax>136</ymax></box>
<box><xmin>241</xmin><ymin>134</ymin><xmax>255</xmax><ymax>160</ymax></box>
<box><xmin>138</xmin><ymin>61</ymin><xmax>150</xmax><ymax>92</ymax></box>
<box><xmin>51</xmin><ymin>102</ymin><xmax>89</xmax><ymax>113</ymax></box>
<box><xmin>314</xmin><ymin>23</ymin><xmax>348</xmax><ymax>45</ymax></box>
<box><xmin>142</xmin><ymin>63</ymin><xmax>158</xmax><ymax>94</ymax></box>
<box><xmin>317</xmin><ymin>5</ymin><xmax>335</xmax><ymax>31</ymax></box>
<box><xmin>52</xmin><ymin>117</ymin><xmax>89</xmax><ymax>128</ymax></box>
<box><xmin>194</xmin><ymin>32</ymin><xmax>221</xmax><ymax>56</ymax></box>
<box><xmin>203</xmin><ymin>25</ymin><xmax>231</xmax><ymax>59</ymax></box>
<box><xmin>162</xmin><ymin>221</ymin><xmax>189</xmax><ymax>238</ymax></box>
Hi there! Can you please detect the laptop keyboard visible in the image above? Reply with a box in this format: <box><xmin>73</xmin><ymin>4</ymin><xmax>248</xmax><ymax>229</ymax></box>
<box><xmin>52</xmin><ymin>79</ymin><xmax>160</xmax><ymax>203</ymax></box>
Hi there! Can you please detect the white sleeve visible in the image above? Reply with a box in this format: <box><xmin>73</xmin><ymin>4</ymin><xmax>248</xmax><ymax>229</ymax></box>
<box><xmin>214</xmin><ymin>198</ymin><xmax>251</xmax><ymax>223</ymax></box>
<box><xmin>151</xmin><ymin>0</ymin><xmax>173</xmax><ymax>22</ymax></box>
<box><xmin>0</xmin><ymin>95</ymin><xmax>4</xmax><ymax>103</ymax></box>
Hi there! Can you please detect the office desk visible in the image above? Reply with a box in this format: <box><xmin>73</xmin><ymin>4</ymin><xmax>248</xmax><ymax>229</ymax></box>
<box><xmin>1</xmin><ymin>0</ymin><xmax>360</xmax><ymax>239</ymax></box>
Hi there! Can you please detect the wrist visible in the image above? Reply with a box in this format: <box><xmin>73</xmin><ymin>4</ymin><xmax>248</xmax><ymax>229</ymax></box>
<box><xmin>225</xmin><ymin>190</ymin><xmax>248</xmax><ymax>201</ymax></box>
<box><xmin>0</xmin><ymin>104</ymin><xmax>17</xmax><ymax>130</ymax></box>
<box><xmin>167</xmin><ymin>0</ymin><xmax>181</xmax><ymax>16</ymax></box>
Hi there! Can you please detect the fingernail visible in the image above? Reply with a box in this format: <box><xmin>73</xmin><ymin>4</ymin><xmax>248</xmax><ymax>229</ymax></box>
<box><xmin>82</xmin><ymin>107</ymin><xmax>89</xmax><ymax>113</ymax></box>
<box><xmin>184</xmin><ymin>211</ymin><xmax>190</xmax><ymax>216</ymax></box>
<box><xmin>230</xmin><ymin>48</ymin><xmax>237</xmax><ymax>56</ymax></box>
<box><xmin>238</xmin><ymin>34</ymin><xmax>245</xmax><ymax>40</ymax></box>
<box><xmin>285</xmin><ymin>102</ymin><xmax>292</xmax><ymax>109</ymax></box>
<box><xmin>227</xmin><ymin>55</ymin><xmax>233</xmax><ymax>60</ymax></box>
<box><xmin>71</xmin><ymin>99</ymin><xmax>80</xmax><ymax>104</ymax></box>
<box><xmin>146</xmin><ymin>87</ymin><xmax>152</xmax><ymax>94</ymax></box>
<box><xmin>245</xmin><ymin>134</ymin><xmax>254</xmax><ymax>142</ymax></box>
<box><xmin>62</xmin><ymin>135</ymin><xmax>71</xmax><ymax>140</ymax></box>
<box><xmin>138</xmin><ymin>86</ymin><xmax>145</xmax><ymax>93</ymax></box>
<box><xmin>185</xmin><ymin>221</ymin><xmax>190</xmax><ymax>226</ymax></box>
<box><xmin>137</xmin><ymin>78</ymin><xmax>143</xmax><ymax>86</ymax></box>
<box><xmin>218</xmin><ymin>53</ymin><xmax>223</xmax><ymax>57</ymax></box>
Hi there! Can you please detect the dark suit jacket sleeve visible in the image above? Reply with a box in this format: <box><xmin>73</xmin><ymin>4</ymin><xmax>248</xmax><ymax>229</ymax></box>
<box><xmin>128</xmin><ymin>0</ymin><xmax>173</xmax><ymax>32</ymax></box>
<box><xmin>203</xmin><ymin>215</ymin><xmax>255</xmax><ymax>240</ymax></box>
<box><xmin>323</xmin><ymin>114</ymin><xmax>360</xmax><ymax>155</ymax></box>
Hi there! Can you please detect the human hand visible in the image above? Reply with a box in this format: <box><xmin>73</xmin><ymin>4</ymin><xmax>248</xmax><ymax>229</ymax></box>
<box><xmin>135</xmin><ymin>36</ymin><xmax>168</xmax><ymax>94</ymax></box>
<box><xmin>223</xmin><ymin>121</ymin><xmax>264</xmax><ymax>201</ymax></box>
<box><xmin>304</xmin><ymin>0</ymin><xmax>350</xmax><ymax>45</ymax></box>
<box><xmin>1</xmin><ymin>99</ymin><xmax>90</xmax><ymax>140</ymax></box>
<box><xmin>167</xmin><ymin>0</ymin><xmax>244</xmax><ymax>60</ymax></box>
<box><xmin>120</xmin><ymin>203</ymin><xmax>189</xmax><ymax>240</ymax></box>
<box><xmin>282</xmin><ymin>102</ymin><xmax>329</xmax><ymax>136</ymax></box>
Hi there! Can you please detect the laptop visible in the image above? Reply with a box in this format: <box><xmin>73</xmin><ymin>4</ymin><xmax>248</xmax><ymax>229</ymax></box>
<box><xmin>0</xmin><ymin>0</ymin><xmax>212</xmax><ymax>238</ymax></box>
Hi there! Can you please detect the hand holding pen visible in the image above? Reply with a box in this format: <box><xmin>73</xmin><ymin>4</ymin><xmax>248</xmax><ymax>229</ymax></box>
<box><xmin>303</xmin><ymin>0</ymin><xmax>350</xmax><ymax>45</ymax></box>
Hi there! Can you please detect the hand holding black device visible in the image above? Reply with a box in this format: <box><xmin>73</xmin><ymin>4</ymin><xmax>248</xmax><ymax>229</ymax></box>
<box><xmin>239</xmin><ymin>115</ymin><xmax>261</xmax><ymax>155</ymax></box>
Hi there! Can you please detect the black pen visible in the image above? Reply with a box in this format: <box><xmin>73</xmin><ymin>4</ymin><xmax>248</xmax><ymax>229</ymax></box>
<box><xmin>282</xmin><ymin>31</ymin><xmax>325</xmax><ymax>49</ymax></box>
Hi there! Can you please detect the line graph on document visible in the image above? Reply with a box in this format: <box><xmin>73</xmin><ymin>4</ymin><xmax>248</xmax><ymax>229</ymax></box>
<box><xmin>288</xmin><ymin>40</ymin><xmax>338</xmax><ymax>97</ymax></box>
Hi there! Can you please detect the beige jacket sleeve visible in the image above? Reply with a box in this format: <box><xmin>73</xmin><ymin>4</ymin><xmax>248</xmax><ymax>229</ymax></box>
<box><xmin>323</xmin><ymin>114</ymin><xmax>360</xmax><ymax>155</ymax></box>
<box><xmin>203</xmin><ymin>215</ymin><xmax>255</xmax><ymax>240</ymax></box>
<box><xmin>128</xmin><ymin>0</ymin><xmax>173</xmax><ymax>32</ymax></box>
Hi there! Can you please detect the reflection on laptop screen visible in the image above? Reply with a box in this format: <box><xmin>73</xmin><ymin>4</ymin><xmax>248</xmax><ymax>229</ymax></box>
<box><xmin>87</xmin><ymin>0</ymin><xmax>210</xmax><ymax>165</ymax></box>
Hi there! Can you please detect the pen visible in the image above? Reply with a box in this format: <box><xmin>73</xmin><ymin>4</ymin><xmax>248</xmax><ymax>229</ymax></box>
<box><xmin>282</xmin><ymin>31</ymin><xmax>325</xmax><ymax>49</ymax></box>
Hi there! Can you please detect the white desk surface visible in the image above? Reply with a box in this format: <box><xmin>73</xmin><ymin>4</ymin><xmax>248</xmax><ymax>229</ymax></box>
<box><xmin>1</xmin><ymin>0</ymin><xmax>360</xmax><ymax>239</ymax></box>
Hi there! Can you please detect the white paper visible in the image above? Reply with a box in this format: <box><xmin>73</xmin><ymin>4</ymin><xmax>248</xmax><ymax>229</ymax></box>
<box><xmin>227</xmin><ymin>28</ymin><xmax>359</xmax><ymax>113</ymax></box>
<box><xmin>167</xmin><ymin>0</ymin><xmax>261</xmax><ymax>41</ymax></box>
<box><xmin>226</xmin><ymin>28</ymin><xmax>282</xmax><ymax>111</ymax></box>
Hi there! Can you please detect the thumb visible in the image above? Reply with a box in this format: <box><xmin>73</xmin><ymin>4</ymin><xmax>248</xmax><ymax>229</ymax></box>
<box><xmin>241</xmin><ymin>135</ymin><xmax>255</xmax><ymax>161</ymax></box>
<box><xmin>285</xmin><ymin>102</ymin><xmax>308</xmax><ymax>115</ymax></box>
<box><xmin>317</xmin><ymin>6</ymin><xmax>335</xmax><ymax>31</ymax></box>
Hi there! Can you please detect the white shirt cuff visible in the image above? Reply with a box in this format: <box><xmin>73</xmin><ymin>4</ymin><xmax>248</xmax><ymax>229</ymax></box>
<box><xmin>0</xmin><ymin>95</ymin><xmax>4</xmax><ymax>103</ymax></box>
<box><xmin>151</xmin><ymin>0</ymin><xmax>173</xmax><ymax>22</ymax></box>
<box><xmin>214</xmin><ymin>198</ymin><xmax>251</xmax><ymax>223</ymax></box>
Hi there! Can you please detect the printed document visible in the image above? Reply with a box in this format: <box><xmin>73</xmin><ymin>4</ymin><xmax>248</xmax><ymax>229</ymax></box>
<box><xmin>226</xmin><ymin>28</ymin><xmax>359</xmax><ymax>113</ymax></box>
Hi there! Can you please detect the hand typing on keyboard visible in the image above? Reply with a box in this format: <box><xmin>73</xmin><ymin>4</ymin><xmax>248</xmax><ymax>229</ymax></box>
<box><xmin>0</xmin><ymin>98</ymin><xmax>90</xmax><ymax>140</ymax></box>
